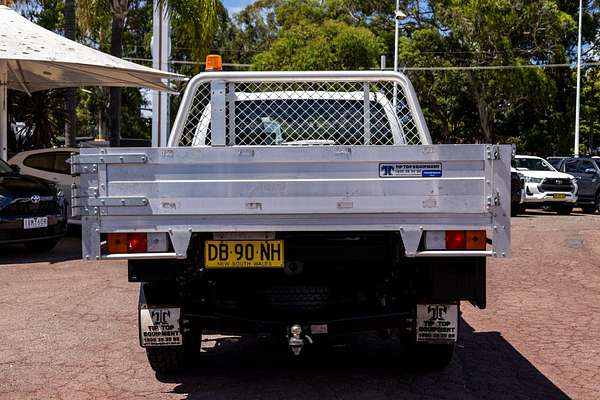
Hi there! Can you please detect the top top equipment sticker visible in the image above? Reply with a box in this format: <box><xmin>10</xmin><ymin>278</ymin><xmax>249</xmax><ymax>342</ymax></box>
<box><xmin>379</xmin><ymin>163</ymin><xmax>442</xmax><ymax>178</ymax></box>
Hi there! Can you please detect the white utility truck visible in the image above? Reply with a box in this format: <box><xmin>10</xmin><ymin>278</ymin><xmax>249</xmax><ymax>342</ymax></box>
<box><xmin>72</xmin><ymin>69</ymin><xmax>511</xmax><ymax>373</ymax></box>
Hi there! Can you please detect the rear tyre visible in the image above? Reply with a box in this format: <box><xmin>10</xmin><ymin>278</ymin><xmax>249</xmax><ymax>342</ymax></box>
<box><xmin>146</xmin><ymin>328</ymin><xmax>202</xmax><ymax>374</ymax></box>
<box><xmin>581</xmin><ymin>193</ymin><xmax>599</xmax><ymax>214</ymax></box>
<box><xmin>581</xmin><ymin>204</ymin><xmax>596</xmax><ymax>214</ymax></box>
<box><xmin>555</xmin><ymin>205</ymin><xmax>573</xmax><ymax>215</ymax></box>
<box><xmin>146</xmin><ymin>346</ymin><xmax>186</xmax><ymax>374</ymax></box>
<box><xmin>24</xmin><ymin>238</ymin><xmax>60</xmax><ymax>252</ymax></box>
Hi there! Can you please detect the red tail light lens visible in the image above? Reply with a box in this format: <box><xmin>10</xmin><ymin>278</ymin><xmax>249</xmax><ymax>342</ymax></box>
<box><xmin>445</xmin><ymin>230</ymin><xmax>466</xmax><ymax>250</ymax></box>
<box><xmin>127</xmin><ymin>233</ymin><xmax>148</xmax><ymax>253</ymax></box>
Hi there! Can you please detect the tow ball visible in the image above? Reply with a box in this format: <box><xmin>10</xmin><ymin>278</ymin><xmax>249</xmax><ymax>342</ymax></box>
<box><xmin>288</xmin><ymin>324</ymin><xmax>313</xmax><ymax>355</ymax></box>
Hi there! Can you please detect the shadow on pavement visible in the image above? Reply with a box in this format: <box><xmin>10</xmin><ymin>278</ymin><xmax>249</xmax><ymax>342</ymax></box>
<box><xmin>157</xmin><ymin>318</ymin><xmax>569</xmax><ymax>400</ymax></box>
<box><xmin>0</xmin><ymin>235</ymin><xmax>81</xmax><ymax>265</ymax></box>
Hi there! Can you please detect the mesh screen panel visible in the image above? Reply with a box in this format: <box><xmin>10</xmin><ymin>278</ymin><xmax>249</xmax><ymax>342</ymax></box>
<box><xmin>173</xmin><ymin>79</ymin><xmax>424</xmax><ymax>147</ymax></box>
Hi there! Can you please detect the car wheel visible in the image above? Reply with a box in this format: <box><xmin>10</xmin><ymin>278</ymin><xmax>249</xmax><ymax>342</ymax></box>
<box><xmin>589</xmin><ymin>192</ymin><xmax>600</xmax><ymax>214</ymax></box>
<box><xmin>146</xmin><ymin>328</ymin><xmax>202</xmax><ymax>374</ymax></box>
<box><xmin>581</xmin><ymin>204</ymin><xmax>596</xmax><ymax>214</ymax></box>
<box><xmin>24</xmin><ymin>238</ymin><xmax>60</xmax><ymax>252</ymax></box>
<box><xmin>555</xmin><ymin>205</ymin><xmax>573</xmax><ymax>215</ymax></box>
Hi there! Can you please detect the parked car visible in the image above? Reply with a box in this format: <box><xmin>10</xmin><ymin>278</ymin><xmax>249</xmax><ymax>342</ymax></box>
<box><xmin>513</xmin><ymin>155</ymin><xmax>577</xmax><ymax>215</ymax></box>
<box><xmin>548</xmin><ymin>156</ymin><xmax>600</xmax><ymax>214</ymax></box>
<box><xmin>0</xmin><ymin>158</ymin><xmax>67</xmax><ymax>251</ymax></box>
<box><xmin>511</xmin><ymin>168</ymin><xmax>525</xmax><ymax>216</ymax></box>
<box><xmin>9</xmin><ymin>147</ymin><xmax>78</xmax><ymax>224</ymax></box>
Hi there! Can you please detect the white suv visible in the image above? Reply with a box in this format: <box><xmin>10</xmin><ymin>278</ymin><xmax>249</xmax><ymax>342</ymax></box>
<box><xmin>513</xmin><ymin>155</ymin><xmax>578</xmax><ymax>215</ymax></box>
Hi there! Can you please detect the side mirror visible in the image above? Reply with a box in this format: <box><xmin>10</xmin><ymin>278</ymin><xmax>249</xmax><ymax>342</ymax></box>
<box><xmin>584</xmin><ymin>168</ymin><xmax>596</xmax><ymax>174</ymax></box>
<box><xmin>10</xmin><ymin>164</ymin><xmax>20</xmax><ymax>173</ymax></box>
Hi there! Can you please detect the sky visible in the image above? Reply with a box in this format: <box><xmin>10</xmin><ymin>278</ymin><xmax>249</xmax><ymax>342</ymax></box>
<box><xmin>222</xmin><ymin>0</ymin><xmax>254</xmax><ymax>14</ymax></box>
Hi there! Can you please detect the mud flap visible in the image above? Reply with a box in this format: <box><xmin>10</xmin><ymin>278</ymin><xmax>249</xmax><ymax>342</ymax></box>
<box><xmin>139</xmin><ymin>307</ymin><xmax>182</xmax><ymax>347</ymax></box>
<box><xmin>416</xmin><ymin>304</ymin><xmax>458</xmax><ymax>343</ymax></box>
<box><xmin>138</xmin><ymin>284</ymin><xmax>182</xmax><ymax>347</ymax></box>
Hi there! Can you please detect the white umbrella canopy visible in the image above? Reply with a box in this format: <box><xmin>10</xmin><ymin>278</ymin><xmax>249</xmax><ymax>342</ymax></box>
<box><xmin>0</xmin><ymin>5</ymin><xmax>180</xmax><ymax>92</ymax></box>
<box><xmin>0</xmin><ymin>5</ymin><xmax>183</xmax><ymax>159</ymax></box>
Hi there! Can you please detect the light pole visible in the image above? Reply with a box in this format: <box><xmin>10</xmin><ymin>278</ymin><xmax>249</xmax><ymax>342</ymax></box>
<box><xmin>152</xmin><ymin>0</ymin><xmax>171</xmax><ymax>148</ymax></box>
<box><xmin>574</xmin><ymin>0</ymin><xmax>583</xmax><ymax>157</ymax></box>
<box><xmin>393</xmin><ymin>1</ymin><xmax>407</xmax><ymax>108</ymax></box>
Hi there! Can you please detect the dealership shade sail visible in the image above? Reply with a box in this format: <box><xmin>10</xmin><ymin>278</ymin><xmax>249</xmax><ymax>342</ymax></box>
<box><xmin>0</xmin><ymin>5</ymin><xmax>181</xmax><ymax>92</ymax></box>
<box><xmin>0</xmin><ymin>5</ymin><xmax>183</xmax><ymax>159</ymax></box>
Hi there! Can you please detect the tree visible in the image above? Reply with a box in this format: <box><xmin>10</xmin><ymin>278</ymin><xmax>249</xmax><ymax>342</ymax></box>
<box><xmin>9</xmin><ymin>89</ymin><xmax>67</xmax><ymax>152</ymax></box>
<box><xmin>217</xmin><ymin>0</ymin><xmax>281</xmax><ymax>65</ymax></box>
<box><xmin>107</xmin><ymin>0</ymin><xmax>128</xmax><ymax>147</ymax></box>
<box><xmin>580</xmin><ymin>68</ymin><xmax>600</xmax><ymax>153</ymax></box>
<box><xmin>253</xmin><ymin>19</ymin><xmax>383</xmax><ymax>70</ymax></box>
<box><xmin>77</xmin><ymin>0</ymin><xmax>221</xmax><ymax>146</ymax></box>
<box><xmin>393</xmin><ymin>0</ymin><xmax>577</xmax><ymax>145</ymax></box>
<box><xmin>64</xmin><ymin>0</ymin><xmax>77</xmax><ymax>147</ymax></box>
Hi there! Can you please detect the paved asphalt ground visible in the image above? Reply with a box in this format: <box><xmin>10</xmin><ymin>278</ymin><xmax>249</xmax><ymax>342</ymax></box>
<box><xmin>1</xmin><ymin>210</ymin><xmax>599</xmax><ymax>399</ymax></box>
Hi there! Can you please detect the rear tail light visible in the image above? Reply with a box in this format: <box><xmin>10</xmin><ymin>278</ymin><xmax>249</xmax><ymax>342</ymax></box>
<box><xmin>106</xmin><ymin>233</ymin><xmax>168</xmax><ymax>253</ymax></box>
<box><xmin>127</xmin><ymin>233</ymin><xmax>148</xmax><ymax>253</ymax></box>
<box><xmin>445</xmin><ymin>230</ymin><xmax>466</xmax><ymax>250</ymax></box>
<box><xmin>425</xmin><ymin>230</ymin><xmax>487</xmax><ymax>250</ymax></box>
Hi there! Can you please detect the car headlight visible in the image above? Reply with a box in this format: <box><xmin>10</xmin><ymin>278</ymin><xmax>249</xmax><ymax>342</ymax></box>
<box><xmin>526</xmin><ymin>177</ymin><xmax>543</xmax><ymax>183</ymax></box>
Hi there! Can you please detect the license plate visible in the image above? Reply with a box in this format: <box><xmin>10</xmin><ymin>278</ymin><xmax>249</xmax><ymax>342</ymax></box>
<box><xmin>204</xmin><ymin>240</ymin><xmax>284</xmax><ymax>268</ymax></box>
<box><xmin>23</xmin><ymin>216</ymin><xmax>48</xmax><ymax>229</ymax></box>
<box><xmin>416</xmin><ymin>304</ymin><xmax>458</xmax><ymax>343</ymax></box>
<box><xmin>553</xmin><ymin>193</ymin><xmax>567</xmax><ymax>199</ymax></box>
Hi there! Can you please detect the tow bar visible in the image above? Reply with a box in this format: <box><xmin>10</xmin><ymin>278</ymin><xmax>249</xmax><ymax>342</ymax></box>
<box><xmin>288</xmin><ymin>324</ymin><xmax>312</xmax><ymax>355</ymax></box>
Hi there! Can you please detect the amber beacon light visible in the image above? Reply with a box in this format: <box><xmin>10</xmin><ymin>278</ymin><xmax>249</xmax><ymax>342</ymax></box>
<box><xmin>205</xmin><ymin>54</ymin><xmax>223</xmax><ymax>71</ymax></box>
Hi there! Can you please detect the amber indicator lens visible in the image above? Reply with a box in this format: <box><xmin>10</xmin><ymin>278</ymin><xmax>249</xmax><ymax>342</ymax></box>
<box><xmin>107</xmin><ymin>233</ymin><xmax>127</xmax><ymax>253</ymax></box>
<box><xmin>466</xmin><ymin>230</ymin><xmax>487</xmax><ymax>250</ymax></box>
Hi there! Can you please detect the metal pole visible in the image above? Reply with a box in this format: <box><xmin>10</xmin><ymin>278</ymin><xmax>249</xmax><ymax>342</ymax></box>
<box><xmin>0</xmin><ymin>59</ymin><xmax>7</xmax><ymax>160</ymax></box>
<box><xmin>393</xmin><ymin>0</ymin><xmax>399</xmax><ymax>108</ymax></box>
<box><xmin>394</xmin><ymin>0</ymin><xmax>399</xmax><ymax>74</ymax></box>
<box><xmin>574</xmin><ymin>0</ymin><xmax>583</xmax><ymax>157</ymax></box>
<box><xmin>152</xmin><ymin>0</ymin><xmax>170</xmax><ymax>147</ymax></box>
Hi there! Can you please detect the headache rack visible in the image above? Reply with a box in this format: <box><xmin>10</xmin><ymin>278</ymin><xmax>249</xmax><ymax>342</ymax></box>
<box><xmin>168</xmin><ymin>71</ymin><xmax>432</xmax><ymax>147</ymax></box>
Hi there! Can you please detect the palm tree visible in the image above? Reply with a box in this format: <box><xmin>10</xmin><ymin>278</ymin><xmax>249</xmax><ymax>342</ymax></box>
<box><xmin>108</xmin><ymin>0</ymin><xmax>128</xmax><ymax>147</ymax></box>
<box><xmin>163</xmin><ymin>0</ymin><xmax>220</xmax><ymax>64</ymax></box>
<box><xmin>64</xmin><ymin>0</ymin><xmax>77</xmax><ymax>147</ymax></box>
<box><xmin>77</xmin><ymin>0</ymin><xmax>220</xmax><ymax>147</ymax></box>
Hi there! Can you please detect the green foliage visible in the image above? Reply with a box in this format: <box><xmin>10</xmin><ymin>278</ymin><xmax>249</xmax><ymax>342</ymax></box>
<box><xmin>9</xmin><ymin>0</ymin><xmax>600</xmax><ymax>155</ymax></box>
<box><xmin>8</xmin><ymin>90</ymin><xmax>67</xmax><ymax>152</ymax></box>
<box><xmin>253</xmin><ymin>19</ymin><xmax>383</xmax><ymax>70</ymax></box>
<box><xmin>579</xmin><ymin>68</ymin><xmax>600</xmax><ymax>153</ymax></box>
<box><xmin>167</xmin><ymin>0</ymin><xmax>221</xmax><ymax>64</ymax></box>
<box><xmin>395</xmin><ymin>0</ymin><xmax>577</xmax><ymax>147</ymax></box>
